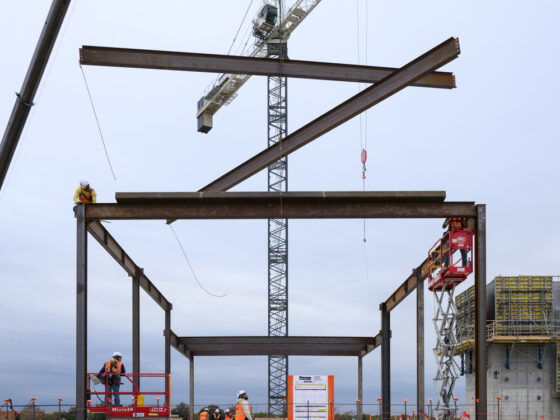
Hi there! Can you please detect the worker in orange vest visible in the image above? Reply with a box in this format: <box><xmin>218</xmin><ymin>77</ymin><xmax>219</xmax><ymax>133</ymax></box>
<box><xmin>442</xmin><ymin>217</ymin><xmax>468</xmax><ymax>268</ymax></box>
<box><xmin>73</xmin><ymin>180</ymin><xmax>97</xmax><ymax>204</ymax></box>
<box><xmin>224</xmin><ymin>409</ymin><xmax>233</xmax><ymax>420</ymax></box>
<box><xmin>98</xmin><ymin>352</ymin><xmax>126</xmax><ymax>406</ymax></box>
<box><xmin>235</xmin><ymin>391</ymin><xmax>252</xmax><ymax>420</ymax></box>
<box><xmin>200</xmin><ymin>408</ymin><xmax>210</xmax><ymax>420</ymax></box>
<box><xmin>213</xmin><ymin>409</ymin><xmax>222</xmax><ymax>420</ymax></box>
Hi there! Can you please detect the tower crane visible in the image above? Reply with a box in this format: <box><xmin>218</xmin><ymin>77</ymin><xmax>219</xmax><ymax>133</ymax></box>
<box><xmin>196</xmin><ymin>1</ymin><xmax>322</xmax><ymax>414</ymax></box>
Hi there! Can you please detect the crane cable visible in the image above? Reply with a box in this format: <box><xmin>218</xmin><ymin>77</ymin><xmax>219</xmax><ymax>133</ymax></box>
<box><xmin>169</xmin><ymin>224</ymin><xmax>227</xmax><ymax>298</ymax></box>
<box><xmin>356</xmin><ymin>0</ymin><xmax>369</xmax><ymax>279</ymax></box>
<box><xmin>79</xmin><ymin>64</ymin><xmax>117</xmax><ymax>181</ymax></box>
<box><xmin>227</xmin><ymin>0</ymin><xmax>256</xmax><ymax>55</ymax></box>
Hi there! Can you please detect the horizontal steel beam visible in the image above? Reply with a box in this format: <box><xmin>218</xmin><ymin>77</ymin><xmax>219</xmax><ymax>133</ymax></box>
<box><xmin>79</xmin><ymin>46</ymin><xmax>456</xmax><ymax>89</ymax></box>
<box><xmin>201</xmin><ymin>37</ymin><xmax>460</xmax><ymax>192</ymax></box>
<box><xmin>175</xmin><ymin>336</ymin><xmax>377</xmax><ymax>356</ymax></box>
<box><xmin>87</xmin><ymin>220</ymin><xmax>172</xmax><ymax>311</ymax></box>
<box><xmin>82</xmin><ymin>191</ymin><xmax>476</xmax><ymax>220</ymax></box>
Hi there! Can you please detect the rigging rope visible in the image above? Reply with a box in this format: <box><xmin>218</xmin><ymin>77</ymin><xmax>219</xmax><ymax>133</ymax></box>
<box><xmin>79</xmin><ymin>65</ymin><xmax>117</xmax><ymax>181</ymax></box>
<box><xmin>227</xmin><ymin>0</ymin><xmax>256</xmax><ymax>55</ymax></box>
<box><xmin>169</xmin><ymin>224</ymin><xmax>227</xmax><ymax>298</ymax></box>
<box><xmin>356</xmin><ymin>0</ymin><xmax>369</xmax><ymax>279</ymax></box>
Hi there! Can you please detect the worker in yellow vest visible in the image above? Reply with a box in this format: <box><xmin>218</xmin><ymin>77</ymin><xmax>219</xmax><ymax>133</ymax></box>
<box><xmin>235</xmin><ymin>391</ymin><xmax>252</xmax><ymax>420</ymax></box>
<box><xmin>200</xmin><ymin>408</ymin><xmax>210</xmax><ymax>420</ymax></box>
<box><xmin>97</xmin><ymin>352</ymin><xmax>126</xmax><ymax>406</ymax></box>
<box><xmin>73</xmin><ymin>180</ymin><xmax>97</xmax><ymax>204</ymax></box>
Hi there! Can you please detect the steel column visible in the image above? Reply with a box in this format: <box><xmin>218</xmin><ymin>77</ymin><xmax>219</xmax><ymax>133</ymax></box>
<box><xmin>474</xmin><ymin>205</ymin><xmax>487</xmax><ymax>420</ymax></box>
<box><xmin>165</xmin><ymin>309</ymin><xmax>171</xmax><ymax>405</ymax></box>
<box><xmin>0</xmin><ymin>0</ymin><xmax>71</xmax><ymax>191</ymax></box>
<box><xmin>416</xmin><ymin>268</ymin><xmax>425</xmax><ymax>419</ymax></box>
<box><xmin>78</xmin><ymin>46</ymin><xmax>456</xmax><ymax>89</ymax></box>
<box><xmin>132</xmin><ymin>273</ymin><xmax>140</xmax><ymax>391</ymax></box>
<box><xmin>189</xmin><ymin>357</ymin><xmax>194</xmax><ymax>420</ymax></box>
<box><xmin>75</xmin><ymin>204</ymin><xmax>87</xmax><ymax>420</ymax></box>
<box><xmin>380</xmin><ymin>304</ymin><xmax>391</xmax><ymax>420</ymax></box>
<box><xmin>358</xmin><ymin>355</ymin><xmax>363</xmax><ymax>420</ymax></box>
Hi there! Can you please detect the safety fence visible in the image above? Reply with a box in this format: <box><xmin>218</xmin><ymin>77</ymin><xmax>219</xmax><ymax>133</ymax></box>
<box><xmin>4</xmin><ymin>401</ymin><xmax>560</xmax><ymax>420</ymax></box>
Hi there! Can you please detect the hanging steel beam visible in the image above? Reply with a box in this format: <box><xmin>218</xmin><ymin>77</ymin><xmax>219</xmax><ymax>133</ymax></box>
<box><xmin>201</xmin><ymin>37</ymin><xmax>460</xmax><ymax>192</ymax></box>
<box><xmin>79</xmin><ymin>46</ymin><xmax>456</xmax><ymax>89</ymax></box>
<box><xmin>87</xmin><ymin>220</ymin><xmax>172</xmax><ymax>311</ymax></box>
<box><xmin>0</xmin><ymin>0</ymin><xmax>72</xmax><ymax>191</ymax></box>
<box><xmin>82</xmin><ymin>191</ymin><xmax>475</xmax><ymax>221</ymax></box>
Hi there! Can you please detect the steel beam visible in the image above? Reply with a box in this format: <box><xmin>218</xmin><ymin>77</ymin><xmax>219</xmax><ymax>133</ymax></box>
<box><xmin>0</xmin><ymin>0</ymin><xmax>72</xmax><ymax>191</ymax></box>
<box><xmin>165</xmin><ymin>309</ymin><xmax>171</xmax><ymax>405</ymax></box>
<box><xmin>78</xmin><ymin>46</ymin><xmax>456</xmax><ymax>89</ymax></box>
<box><xmin>132</xmin><ymin>273</ymin><xmax>140</xmax><ymax>391</ymax></box>
<box><xmin>474</xmin><ymin>205</ymin><xmax>487</xmax><ymax>420</ymax></box>
<box><xmin>201</xmin><ymin>38</ymin><xmax>460</xmax><ymax>192</ymax></box>
<box><xmin>380</xmin><ymin>305</ymin><xmax>391</xmax><ymax>420</ymax></box>
<box><xmin>87</xmin><ymin>221</ymin><xmax>172</xmax><ymax>311</ymax></box>
<box><xmin>84</xmin><ymin>191</ymin><xmax>475</xmax><ymax>220</ymax></box>
<box><xmin>169</xmin><ymin>329</ymin><xmax>191</xmax><ymax>359</ymax></box>
<box><xmin>76</xmin><ymin>204</ymin><xmax>87</xmax><ymax>420</ymax></box>
<box><xmin>416</xmin><ymin>268</ymin><xmax>425</xmax><ymax>420</ymax></box>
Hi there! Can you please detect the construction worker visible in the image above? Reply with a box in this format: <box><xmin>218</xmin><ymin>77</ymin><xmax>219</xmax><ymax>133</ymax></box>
<box><xmin>213</xmin><ymin>409</ymin><xmax>222</xmax><ymax>420</ymax></box>
<box><xmin>199</xmin><ymin>408</ymin><xmax>210</xmax><ymax>420</ymax></box>
<box><xmin>98</xmin><ymin>352</ymin><xmax>126</xmax><ymax>406</ymax></box>
<box><xmin>224</xmin><ymin>409</ymin><xmax>234</xmax><ymax>420</ymax></box>
<box><xmin>235</xmin><ymin>391</ymin><xmax>252</xmax><ymax>420</ymax></box>
<box><xmin>73</xmin><ymin>180</ymin><xmax>97</xmax><ymax>204</ymax></box>
<box><xmin>442</xmin><ymin>217</ymin><xmax>468</xmax><ymax>268</ymax></box>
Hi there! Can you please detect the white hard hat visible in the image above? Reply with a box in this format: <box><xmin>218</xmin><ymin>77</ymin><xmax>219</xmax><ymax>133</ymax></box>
<box><xmin>237</xmin><ymin>390</ymin><xmax>247</xmax><ymax>398</ymax></box>
<box><xmin>225</xmin><ymin>409</ymin><xmax>230</xmax><ymax>413</ymax></box>
<box><xmin>80</xmin><ymin>180</ymin><xmax>89</xmax><ymax>188</ymax></box>
<box><xmin>112</xmin><ymin>351</ymin><xmax>122</xmax><ymax>358</ymax></box>
<box><xmin>204</xmin><ymin>408</ymin><xmax>209</xmax><ymax>412</ymax></box>
<box><xmin>215</xmin><ymin>409</ymin><xmax>220</xmax><ymax>413</ymax></box>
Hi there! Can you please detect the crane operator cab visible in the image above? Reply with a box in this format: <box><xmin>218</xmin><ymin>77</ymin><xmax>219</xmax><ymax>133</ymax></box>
<box><xmin>428</xmin><ymin>218</ymin><xmax>473</xmax><ymax>291</ymax></box>
<box><xmin>254</xmin><ymin>3</ymin><xmax>278</xmax><ymax>39</ymax></box>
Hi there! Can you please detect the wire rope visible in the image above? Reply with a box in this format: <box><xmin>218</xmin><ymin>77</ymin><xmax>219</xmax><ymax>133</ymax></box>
<box><xmin>169</xmin><ymin>224</ymin><xmax>227</xmax><ymax>298</ymax></box>
<box><xmin>227</xmin><ymin>0</ymin><xmax>256</xmax><ymax>55</ymax></box>
<box><xmin>79</xmin><ymin>64</ymin><xmax>117</xmax><ymax>181</ymax></box>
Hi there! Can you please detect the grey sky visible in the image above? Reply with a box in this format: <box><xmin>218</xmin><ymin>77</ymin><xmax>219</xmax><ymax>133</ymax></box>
<box><xmin>1</xmin><ymin>0</ymin><xmax>559</xmax><ymax>411</ymax></box>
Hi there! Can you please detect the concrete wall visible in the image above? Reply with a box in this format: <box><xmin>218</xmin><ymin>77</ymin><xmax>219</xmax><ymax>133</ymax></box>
<box><xmin>464</xmin><ymin>343</ymin><xmax>559</xmax><ymax>419</ymax></box>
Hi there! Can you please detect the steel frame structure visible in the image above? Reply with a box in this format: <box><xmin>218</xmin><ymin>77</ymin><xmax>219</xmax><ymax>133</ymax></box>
<box><xmin>75</xmin><ymin>193</ymin><xmax>486</xmax><ymax>420</ymax></box>
<box><xmin>74</xmin><ymin>35</ymin><xmax>488</xmax><ymax>420</ymax></box>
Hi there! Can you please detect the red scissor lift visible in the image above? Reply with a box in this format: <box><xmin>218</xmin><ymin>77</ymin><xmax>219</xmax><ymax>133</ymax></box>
<box><xmin>88</xmin><ymin>373</ymin><xmax>170</xmax><ymax>418</ymax></box>
<box><xmin>428</xmin><ymin>229</ymin><xmax>473</xmax><ymax>291</ymax></box>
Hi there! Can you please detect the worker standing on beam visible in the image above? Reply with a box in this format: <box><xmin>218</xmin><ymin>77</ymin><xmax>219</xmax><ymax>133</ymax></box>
<box><xmin>235</xmin><ymin>391</ymin><xmax>252</xmax><ymax>420</ymax></box>
<box><xmin>73</xmin><ymin>180</ymin><xmax>97</xmax><ymax>204</ymax></box>
<box><xmin>98</xmin><ymin>352</ymin><xmax>125</xmax><ymax>406</ymax></box>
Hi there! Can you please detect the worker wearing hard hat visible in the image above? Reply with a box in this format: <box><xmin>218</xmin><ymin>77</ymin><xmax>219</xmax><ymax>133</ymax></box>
<box><xmin>213</xmin><ymin>409</ymin><xmax>222</xmax><ymax>420</ymax></box>
<box><xmin>235</xmin><ymin>391</ymin><xmax>252</xmax><ymax>420</ymax></box>
<box><xmin>199</xmin><ymin>408</ymin><xmax>210</xmax><ymax>420</ymax></box>
<box><xmin>98</xmin><ymin>352</ymin><xmax>126</xmax><ymax>406</ymax></box>
<box><xmin>442</xmin><ymin>217</ymin><xmax>469</xmax><ymax>267</ymax></box>
<box><xmin>224</xmin><ymin>409</ymin><xmax>233</xmax><ymax>420</ymax></box>
<box><xmin>73</xmin><ymin>180</ymin><xmax>97</xmax><ymax>204</ymax></box>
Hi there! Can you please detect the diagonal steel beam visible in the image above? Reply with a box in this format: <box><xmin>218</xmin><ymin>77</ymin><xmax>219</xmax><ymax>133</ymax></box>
<box><xmin>201</xmin><ymin>37</ymin><xmax>460</xmax><ymax>192</ymax></box>
<box><xmin>79</xmin><ymin>46</ymin><xmax>456</xmax><ymax>89</ymax></box>
<box><xmin>87</xmin><ymin>220</ymin><xmax>172</xmax><ymax>311</ymax></box>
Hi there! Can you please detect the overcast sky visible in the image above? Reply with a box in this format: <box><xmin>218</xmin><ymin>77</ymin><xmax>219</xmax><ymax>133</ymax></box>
<box><xmin>1</xmin><ymin>0</ymin><xmax>559</xmax><ymax>412</ymax></box>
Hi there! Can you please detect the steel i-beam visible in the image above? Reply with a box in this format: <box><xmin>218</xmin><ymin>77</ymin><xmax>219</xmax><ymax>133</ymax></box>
<box><xmin>474</xmin><ymin>205</ymin><xmax>487</xmax><ymax>420</ymax></box>
<box><xmin>76</xmin><ymin>204</ymin><xmax>88</xmax><ymax>420</ymax></box>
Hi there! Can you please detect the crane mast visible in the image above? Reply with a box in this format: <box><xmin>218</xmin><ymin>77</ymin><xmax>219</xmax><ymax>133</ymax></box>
<box><xmin>195</xmin><ymin>1</ymin><xmax>321</xmax><ymax>415</ymax></box>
